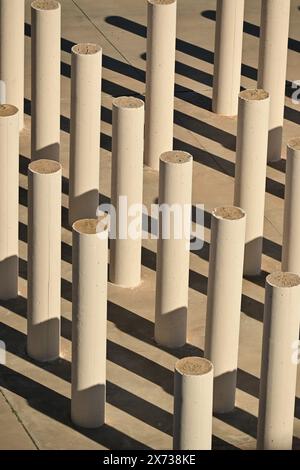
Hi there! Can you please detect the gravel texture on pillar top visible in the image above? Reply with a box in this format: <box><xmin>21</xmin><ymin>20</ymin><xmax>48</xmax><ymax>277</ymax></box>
<box><xmin>0</xmin><ymin>104</ymin><xmax>19</xmax><ymax>300</ymax></box>
<box><xmin>282</xmin><ymin>138</ymin><xmax>300</xmax><ymax>275</ymax></box>
<box><xmin>144</xmin><ymin>0</ymin><xmax>177</xmax><ymax>170</ymax></box>
<box><xmin>173</xmin><ymin>357</ymin><xmax>213</xmax><ymax>450</ymax></box>
<box><xmin>71</xmin><ymin>217</ymin><xmax>108</xmax><ymax>429</ymax></box>
<box><xmin>212</xmin><ymin>0</ymin><xmax>245</xmax><ymax>116</ymax></box>
<box><xmin>258</xmin><ymin>0</ymin><xmax>291</xmax><ymax>162</ymax></box>
<box><xmin>27</xmin><ymin>159</ymin><xmax>62</xmax><ymax>362</ymax></box>
<box><xmin>234</xmin><ymin>89</ymin><xmax>270</xmax><ymax>277</ymax></box>
<box><xmin>257</xmin><ymin>271</ymin><xmax>300</xmax><ymax>450</ymax></box>
<box><xmin>205</xmin><ymin>206</ymin><xmax>246</xmax><ymax>413</ymax></box>
<box><xmin>31</xmin><ymin>0</ymin><xmax>61</xmax><ymax>162</ymax></box>
<box><xmin>110</xmin><ymin>96</ymin><xmax>144</xmax><ymax>288</ymax></box>
<box><xmin>155</xmin><ymin>150</ymin><xmax>193</xmax><ymax>348</ymax></box>
<box><xmin>0</xmin><ymin>0</ymin><xmax>25</xmax><ymax>130</ymax></box>
<box><xmin>69</xmin><ymin>43</ymin><xmax>102</xmax><ymax>226</ymax></box>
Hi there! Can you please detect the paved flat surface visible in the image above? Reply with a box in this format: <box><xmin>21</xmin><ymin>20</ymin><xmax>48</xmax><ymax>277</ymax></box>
<box><xmin>0</xmin><ymin>0</ymin><xmax>299</xmax><ymax>450</ymax></box>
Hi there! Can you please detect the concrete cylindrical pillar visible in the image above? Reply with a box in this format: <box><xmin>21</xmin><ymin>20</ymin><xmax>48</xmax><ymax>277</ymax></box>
<box><xmin>258</xmin><ymin>0</ymin><xmax>291</xmax><ymax>162</ymax></box>
<box><xmin>0</xmin><ymin>0</ymin><xmax>25</xmax><ymax>130</ymax></box>
<box><xmin>69</xmin><ymin>43</ymin><xmax>102</xmax><ymax>226</ymax></box>
<box><xmin>282</xmin><ymin>139</ymin><xmax>300</xmax><ymax>274</ymax></box>
<box><xmin>212</xmin><ymin>0</ymin><xmax>245</xmax><ymax>116</ymax></box>
<box><xmin>204</xmin><ymin>207</ymin><xmax>246</xmax><ymax>413</ymax></box>
<box><xmin>234</xmin><ymin>89</ymin><xmax>270</xmax><ymax>276</ymax></box>
<box><xmin>155</xmin><ymin>151</ymin><xmax>193</xmax><ymax>348</ymax></box>
<box><xmin>109</xmin><ymin>97</ymin><xmax>144</xmax><ymax>288</ymax></box>
<box><xmin>27</xmin><ymin>159</ymin><xmax>62</xmax><ymax>362</ymax></box>
<box><xmin>31</xmin><ymin>0</ymin><xmax>61</xmax><ymax>161</ymax></box>
<box><xmin>257</xmin><ymin>272</ymin><xmax>300</xmax><ymax>450</ymax></box>
<box><xmin>71</xmin><ymin>218</ymin><xmax>108</xmax><ymax>428</ymax></box>
<box><xmin>144</xmin><ymin>0</ymin><xmax>177</xmax><ymax>171</ymax></box>
<box><xmin>173</xmin><ymin>357</ymin><xmax>213</xmax><ymax>450</ymax></box>
<box><xmin>0</xmin><ymin>105</ymin><xmax>19</xmax><ymax>300</ymax></box>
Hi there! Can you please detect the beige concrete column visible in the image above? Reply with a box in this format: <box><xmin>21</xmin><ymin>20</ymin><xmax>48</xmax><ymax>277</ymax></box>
<box><xmin>205</xmin><ymin>207</ymin><xmax>246</xmax><ymax>413</ymax></box>
<box><xmin>257</xmin><ymin>272</ymin><xmax>300</xmax><ymax>450</ymax></box>
<box><xmin>0</xmin><ymin>105</ymin><xmax>19</xmax><ymax>300</ymax></box>
<box><xmin>173</xmin><ymin>357</ymin><xmax>213</xmax><ymax>450</ymax></box>
<box><xmin>258</xmin><ymin>0</ymin><xmax>291</xmax><ymax>162</ymax></box>
<box><xmin>212</xmin><ymin>0</ymin><xmax>245</xmax><ymax>116</ymax></box>
<box><xmin>69</xmin><ymin>43</ymin><xmax>102</xmax><ymax>226</ymax></box>
<box><xmin>282</xmin><ymin>139</ymin><xmax>300</xmax><ymax>274</ymax></box>
<box><xmin>155</xmin><ymin>151</ymin><xmax>193</xmax><ymax>348</ymax></box>
<box><xmin>144</xmin><ymin>0</ymin><xmax>176</xmax><ymax>171</ymax></box>
<box><xmin>234</xmin><ymin>89</ymin><xmax>270</xmax><ymax>276</ymax></box>
<box><xmin>0</xmin><ymin>0</ymin><xmax>25</xmax><ymax>130</ymax></box>
<box><xmin>109</xmin><ymin>97</ymin><xmax>144</xmax><ymax>288</ymax></box>
<box><xmin>27</xmin><ymin>159</ymin><xmax>62</xmax><ymax>362</ymax></box>
<box><xmin>31</xmin><ymin>0</ymin><xmax>61</xmax><ymax>161</ymax></box>
<box><xmin>71</xmin><ymin>218</ymin><xmax>108</xmax><ymax>428</ymax></box>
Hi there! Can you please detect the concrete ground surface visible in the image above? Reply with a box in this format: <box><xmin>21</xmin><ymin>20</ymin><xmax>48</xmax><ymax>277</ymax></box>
<box><xmin>0</xmin><ymin>0</ymin><xmax>299</xmax><ymax>450</ymax></box>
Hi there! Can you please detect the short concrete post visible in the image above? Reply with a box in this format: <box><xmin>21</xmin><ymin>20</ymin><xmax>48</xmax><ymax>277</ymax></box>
<box><xmin>155</xmin><ymin>151</ymin><xmax>193</xmax><ymax>348</ymax></box>
<box><xmin>0</xmin><ymin>105</ymin><xmax>19</xmax><ymax>300</ymax></box>
<box><xmin>258</xmin><ymin>0</ymin><xmax>291</xmax><ymax>162</ymax></box>
<box><xmin>205</xmin><ymin>207</ymin><xmax>246</xmax><ymax>413</ymax></box>
<box><xmin>257</xmin><ymin>272</ymin><xmax>300</xmax><ymax>450</ymax></box>
<box><xmin>31</xmin><ymin>0</ymin><xmax>61</xmax><ymax>161</ymax></box>
<box><xmin>27</xmin><ymin>159</ymin><xmax>62</xmax><ymax>362</ymax></box>
<box><xmin>234</xmin><ymin>89</ymin><xmax>270</xmax><ymax>276</ymax></box>
<box><xmin>0</xmin><ymin>0</ymin><xmax>25</xmax><ymax>130</ymax></box>
<box><xmin>282</xmin><ymin>139</ymin><xmax>300</xmax><ymax>274</ymax></box>
<box><xmin>109</xmin><ymin>97</ymin><xmax>144</xmax><ymax>288</ymax></box>
<box><xmin>69</xmin><ymin>43</ymin><xmax>102</xmax><ymax>226</ymax></box>
<box><xmin>71</xmin><ymin>218</ymin><xmax>108</xmax><ymax>428</ymax></box>
<box><xmin>173</xmin><ymin>357</ymin><xmax>213</xmax><ymax>450</ymax></box>
<box><xmin>144</xmin><ymin>0</ymin><xmax>177</xmax><ymax>171</ymax></box>
<box><xmin>212</xmin><ymin>0</ymin><xmax>245</xmax><ymax>116</ymax></box>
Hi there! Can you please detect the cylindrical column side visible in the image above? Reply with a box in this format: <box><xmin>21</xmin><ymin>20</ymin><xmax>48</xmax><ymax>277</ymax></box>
<box><xmin>31</xmin><ymin>0</ymin><xmax>61</xmax><ymax>161</ymax></box>
<box><xmin>27</xmin><ymin>159</ymin><xmax>62</xmax><ymax>362</ymax></box>
<box><xmin>0</xmin><ymin>0</ymin><xmax>25</xmax><ymax>130</ymax></box>
<box><xmin>0</xmin><ymin>104</ymin><xmax>19</xmax><ymax>300</ymax></box>
<box><xmin>282</xmin><ymin>139</ymin><xmax>300</xmax><ymax>274</ymax></box>
<box><xmin>205</xmin><ymin>206</ymin><xmax>246</xmax><ymax>413</ymax></box>
<box><xmin>71</xmin><ymin>218</ymin><xmax>108</xmax><ymax>428</ymax></box>
<box><xmin>69</xmin><ymin>43</ymin><xmax>102</xmax><ymax>226</ymax></box>
<box><xmin>173</xmin><ymin>357</ymin><xmax>213</xmax><ymax>450</ymax></box>
<box><xmin>109</xmin><ymin>97</ymin><xmax>144</xmax><ymax>288</ymax></box>
<box><xmin>234</xmin><ymin>89</ymin><xmax>270</xmax><ymax>276</ymax></box>
<box><xmin>155</xmin><ymin>151</ymin><xmax>193</xmax><ymax>348</ymax></box>
<box><xmin>144</xmin><ymin>0</ymin><xmax>177</xmax><ymax>170</ymax></box>
<box><xmin>257</xmin><ymin>272</ymin><xmax>300</xmax><ymax>450</ymax></box>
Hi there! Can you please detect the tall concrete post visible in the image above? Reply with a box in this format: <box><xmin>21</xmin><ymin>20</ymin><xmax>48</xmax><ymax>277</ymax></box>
<box><xmin>144</xmin><ymin>0</ymin><xmax>176</xmax><ymax>171</ymax></box>
<box><xmin>0</xmin><ymin>0</ymin><xmax>25</xmax><ymax>130</ymax></box>
<box><xmin>69</xmin><ymin>43</ymin><xmax>102</xmax><ymax>226</ymax></box>
<box><xmin>257</xmin><ymin>272</ymin><xmax>300</xmax><ymax>450</ymax></box>
<box><xmin>31</xmin><ymin>0</ymin><xmax>61</xmax><ymax>161</ymax></box>
<box><xmin>205</xmin><ymin>207</ymin><xmax>246</xmax><ymax>413</ymax></box>
<box><xmin>27</xmin><ymin>159</ymin><xmax>62</xmax><ymax>362</ymax></box>
<box><xmin>109</xmin><ymin>97</ymin><xmax>144</xmax><ymax>288</ymax></box>
<box><xmin>212</xmin><ymin>0</ymin><xmax>245</xmax><ymax>116</ymax></box>
<box><xmin>282</xmin><ymin>139</ymin><xmax>300</xmax><ymax>274</ymax></box>
<box><xmin>71</xmin><ymin>218</ymin><xmax>108</xmax><ymax>428</ymax></box>
<box><xmin>173</xmin><ymin>357</ymin><xmax>213</xmax><ymax>450</ymax></box>
<box><xmin>258</xmin><ymin>0</ymin><xmax>291</xmax><ymax>162</ymax></box>
<box><xmin>0</xmin><ymin>105</ymin><xmax>19</xmax><ymax>300</ymax></box>
<box><xmin>155</xmin><ymin>151</ymin><xmax>193</xmax><ymax>348</ymax></box>
<box><xmin>234</xmin><ymin>89</ymin><xmax>270</xmax><ymax>276</ymax></box>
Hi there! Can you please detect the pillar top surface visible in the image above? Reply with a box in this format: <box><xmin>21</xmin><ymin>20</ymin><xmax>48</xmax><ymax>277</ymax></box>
<box><xmin>29</xmin><ymin>159</ymin><xmax>61</xmax><ymax>175</ymax></box>
<box><xmin>267</xmin><ymin>272</ymin><xmax>300</xmax><ymax>289</ymax></box>
<box><xmin>73</xmin><ymin>217</ymin><xmax>108</xmax><ymax>235</ymax></box>
<box><xmin>239</xmin><ymin>89</ymin><xmax>269</xmax><ymax>102</ymax></box>
<box><xmin>213</xmin><ymin>206</ymin><xmax>245</xmax><ymax>221</ymax></box>
<box><xmin>31</xmin><ymin>0</ymin><xmax>60</xmax><ymax>11</ymax></box>
<box><xmin>160</xmin><ymin>151</ymin><xmax>192</xmax><ymax>165</ymax></box>
<box><xmin>113</xmin><ymin>96</ymin><xmax>144</xmax><ymax>109</ymax></box>
<box><xmin>72</xmin><ymin>43</ymin><xmax>102</xmax><ymax>56</ymax></box>
<box><xmin>288</xmin><ymin>138</ymin><xmax>300</xmax><ymax>151</ymax></box>
<box><xmin>175</xmin><ymin>357</ymin><xmax>213</xmax><ymax>377</ymax></box>
<box><xmin>148</xmin><ymin>0</ymin><xmax>176</xmax><ymax>5</ymax></box>
<box><xmin>0</xmin><ymin>104</ymin><xmax>18</xmax><ymax>117</ymax></box>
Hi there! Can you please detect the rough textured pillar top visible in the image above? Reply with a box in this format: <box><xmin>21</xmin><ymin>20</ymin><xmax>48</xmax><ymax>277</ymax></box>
<box><xmin>239</xmin><ymin>88</ymin><xmax>269</xmax><ymax>102</ymax></box>
<box><xmin>267</xmin><ymin>271</ymin><xmax>300</xmax><ymax>289</ymax></box>
<box><xmin>72</xmin><ymin>43</ymin><xmax>102</xmax><ymax>56</ymax></box>
<box><xmin>113</xmin><ymin>96</ymin><xmax>144</xmax><ymax>109</ymax></box>
<box><xmin>288</xmin><ymin>137</ymin><xmax>300</xmax><ymax>152</ymax></box>
<box><xmin>148</xmin><ymin>0</ymin><xmax>176</xmax><ymax>4</ymax></box>
<box><xmin>160</xmin><ymin>151</ymin><xmax>192</xmax><ymax>165</ymax></box>
<box><xmin>212</xmin><ymin>206</ymin><xmax>245</xmax><ymax>222</ymax></box>
<box><xmin>175</xmin><ymin>357</ymin><xmax>213</xmax><ymax>377</ymax></box>
<box><xmin>29</xmin><ymin>159</ymin><xmax>61</xmax><ymax>175</ymax></box>
<box><xmin>31</xmin><ymin>0</ymin><xmax>60</xmax><ymax>10</ymax></box>
<box><xmin>73</xmin><ymin>217</ymin><xmax>108</xmax><ymax>236</ymax></box>
<box><xmin>0</xmin><ymin>104</ymin><xmax>18</xmax><ymax>117</ymax></box>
